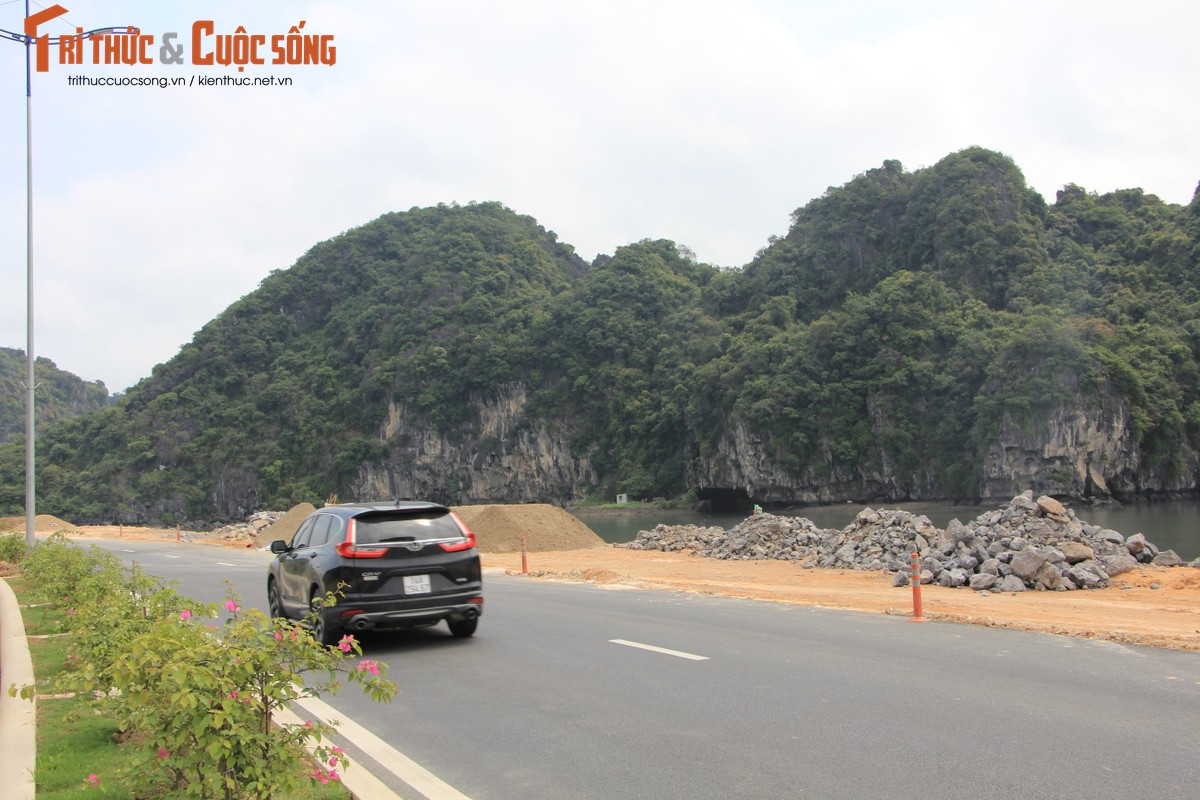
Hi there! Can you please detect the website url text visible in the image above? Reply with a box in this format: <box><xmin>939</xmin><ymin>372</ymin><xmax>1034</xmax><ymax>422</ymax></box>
<box><xmin>67</xmin><ymin>75</ymin><xmax>295</xmax><ymax>89</ymax></box>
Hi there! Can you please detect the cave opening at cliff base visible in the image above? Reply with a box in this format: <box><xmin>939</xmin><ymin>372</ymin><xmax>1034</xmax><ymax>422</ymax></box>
<box><xmin>695</xmin><ymin>487</ymin><xmax>754</xmax><ymax>514</ymax></box>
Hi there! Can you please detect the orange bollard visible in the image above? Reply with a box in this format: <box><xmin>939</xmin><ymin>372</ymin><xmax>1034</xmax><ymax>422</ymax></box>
<box><xmin>909</xmin><ymin>551</ymin><xmax>927</xmax><ymax>622</ymax></box>
<box><xmin>520</xmin><ymin>536</ymin><xmax>528</xmax><ymax>575</ymax></box>
<box><xmin>176</xmin><ymin>523</ymin><xmax>181</xmax><ymax>544</ymax></box>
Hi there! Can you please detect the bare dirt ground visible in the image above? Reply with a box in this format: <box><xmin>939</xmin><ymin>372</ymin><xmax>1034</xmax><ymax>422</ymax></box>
<box><xmin>8</xmin><ymin>513</ymin><xmax>1200</xmax><ymax>651</ymax></box>
<box><xmin>482</xmin><ymin>546</ymin><xmax>1200</xmax><ymax>651</ymax></box>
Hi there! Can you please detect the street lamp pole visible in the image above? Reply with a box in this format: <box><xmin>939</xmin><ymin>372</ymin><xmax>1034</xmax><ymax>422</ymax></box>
<box><xmin>3</xmin><ymin>3</ymin><xmax>134</xmax><ymax>547</ymax></box>
<box><xmin>22</xmin><ymin>0</ymin><xmax>36</xmax><ymax>550</ymax></box>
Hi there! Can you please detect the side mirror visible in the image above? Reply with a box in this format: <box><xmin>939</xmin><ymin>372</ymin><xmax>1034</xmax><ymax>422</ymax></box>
<box><xmin>270</xmin><ymin>540</ymin><xmax>289</xmax><ymax>554</ymax></box>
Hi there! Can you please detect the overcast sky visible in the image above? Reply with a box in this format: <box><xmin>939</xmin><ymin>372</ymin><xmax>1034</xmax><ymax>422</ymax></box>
<box><xmin>1</xmin><ymin>0</ymin><xmax>1197</xmax><ymax>393</ymax></box>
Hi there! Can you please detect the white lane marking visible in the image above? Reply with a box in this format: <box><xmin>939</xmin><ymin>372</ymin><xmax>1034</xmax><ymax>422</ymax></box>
<box><xmin>163</xmin><ymin>554</ymin><xmax>181</xmax><ymax>559</ymax></box>
<box><xmin>609</xmin><ymin>639</ymin><xmax>710</xmax><ymax>661</ymax></box>
<box><xmin>216</xmin><ymin>562</ymin><xmax>236</xmax><ymax>567</ymax></box>
<box><xmin>274</xmin><ymin>703</ymin><xmax>402</xmax><ymax>800</ymax></box>
<box><xmin>293</xmin><ymin>695</ymin><xmax>473</xmax><ymax>800</ymax></box>
<box><xmin>121</xmin><ymin>550</ymin><xmax>136</xmax><ymax>553</ymax></box>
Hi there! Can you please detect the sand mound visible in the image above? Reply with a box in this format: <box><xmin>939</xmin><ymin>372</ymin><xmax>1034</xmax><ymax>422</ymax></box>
<box><xmin>451</xmin><ymin>504</ymin><xmax>603</xmax><ymax>552</ymax></box>
<box><xmin>254</xmin><ymin>503</ymin><xmax>317</xmax><ymax>547</ymax></box>
<box><xmin>0</xmin><ymin>514</ymin><xmax>80</xmax><ymax>534</ymax></box>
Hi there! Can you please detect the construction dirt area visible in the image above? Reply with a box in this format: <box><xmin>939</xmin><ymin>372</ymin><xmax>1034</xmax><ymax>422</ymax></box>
<box><xmin>4</xmin><ymin>505</ymin><xmax>1199</xmax><ymax>652</ymax></box>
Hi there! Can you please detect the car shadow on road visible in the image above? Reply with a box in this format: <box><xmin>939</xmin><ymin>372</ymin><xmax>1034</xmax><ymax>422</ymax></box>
<box><xmin>349</xmin><ymin>626</ymin><xmax>480</xmax><ymax>656</ymax></box>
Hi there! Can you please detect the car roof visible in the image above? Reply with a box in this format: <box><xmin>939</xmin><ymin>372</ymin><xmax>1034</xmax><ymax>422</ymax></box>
<box><xmin>320</xmin><ymin>500</ymin><xmax>449</xmax><ymax>515</ymax></box>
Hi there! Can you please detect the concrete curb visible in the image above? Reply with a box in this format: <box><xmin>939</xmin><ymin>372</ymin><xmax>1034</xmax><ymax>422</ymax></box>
<box><xmin>0</xmin><ymin>577</ymin><xmax>36</xmax><ymax>800</ymax></box>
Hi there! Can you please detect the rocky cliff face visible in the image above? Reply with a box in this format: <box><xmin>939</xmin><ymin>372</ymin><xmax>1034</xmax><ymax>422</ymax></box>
<box><xmin>352</xmin><ymin>380</ymin><xmax>1195</xmax><ymax>508</ymax></box>
<box><xmin>981</xmin><ymin>391</ymin><xmax>1197</xmax><ymax>501</ymax></box>
<box><xmin>683</xmin><ymin>413</ymin><xmax>938</xmax><ymax>505</ymax></box>
<box><xmin>686</xmin><ymin>388</ymin><xmax>1196</xmax><ymax>505</ymax></box>
<box><xmin>353</xmin><ymin>383</ymin><xmax>597</xmax><ymax>506</ymax></box>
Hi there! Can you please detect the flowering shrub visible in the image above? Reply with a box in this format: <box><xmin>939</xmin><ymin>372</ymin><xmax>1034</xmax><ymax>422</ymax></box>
<box><xmin>20</xmin><ymin>532</ymin><xmax>111</xmax><ymax>602</ymax></box>
<box><xmin>0</xmin><ymin>532</ymin><xmax>27</xmax><ymax>564</ymax></box>
<box><xmin>15</xmin><ymin>538</ymin><xmax>396</xmax><ymax>799</ymax></box>
<box><xmin>104</xmin><ymin>588</ymin><xmax>394</xmax><ymax>798</ymax></box>
<box><xmin>20</xmin><ymin>537</ymin><xmax>198</xmax><ymax>721</ymax></box>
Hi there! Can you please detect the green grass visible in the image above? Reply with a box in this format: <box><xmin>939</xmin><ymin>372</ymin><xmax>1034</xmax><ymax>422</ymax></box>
<box><xmin>8</xmin><ymin>576</ymin><xmax>350</xmax><ymax>800</ymax></box>
<box><xmin>10</xmin><ymin>576</ymin><xmax>127</xmax><ymax>799</ymax></box>
<box><xmin>36</xmin><ymin>693</ymin><xmax>125</xmax><ymax>798</ymax></box>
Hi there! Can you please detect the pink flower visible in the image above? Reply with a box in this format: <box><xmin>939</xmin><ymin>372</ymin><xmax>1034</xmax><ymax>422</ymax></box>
<box><xmin>156</xmin><ymin>747</ymin><xmax>169</xmax><ymax>759</ymax></box>
<box><xmin>329</xmin><ymin>755</ymin><xmax>339</xmax><ymax>767</ymax></box>
<box><xmin>311</xmin><ymin>768</ymin><xmax>341</xmax><ymax>784</ymax></box>
<box><xmin>86</xmin><ymin>773</ymin><xmax>101</xmax><ymax>787</ymax></box>
<box><xmin>67</xmin><ymin>609</ymin><xmax>75</xmax><ymax>616</ymax></box>
<box><xmin>304</xmin><ymin>720</ymin><xmax>314</xmax><ymax>728</ymax></box>
<box><xmin>337</xmin><ymin>635</ymin><xmax>355</xmax><ymax>652</ymax></box>
<box><xmin>332</xmin><ymin>746</ymin><xmax>344</xmax><ymax>755</ymax></box>
<box><xmin>274</xmin><ymin>630</ymin><xmax>283</xmax><ymax>640</ymax></box>
<box><xmin>357</xmin><ymin>659</ymin><xmax>380</xmax><ymax>675</ymax></box>
<box><xmin>228</xmin><ymin>691</ymin><xmax>238</xmax><ymax>700</ymax></box>
<box><xmin>224</xmin><ymin>600</ymin><xmax>241</xmax><ymax>613</ymax></box>
<box><xmin>180</xmin><ymin>610</ymin><xmax>192</xmax><ymax>620</ymax></box>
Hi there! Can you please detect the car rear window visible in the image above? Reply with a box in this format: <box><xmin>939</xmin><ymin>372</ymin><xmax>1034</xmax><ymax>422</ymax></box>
<box><xmin>353</xmin><ymin>511</ymin><xmax>463</xmax><ymax>545</ymax></box>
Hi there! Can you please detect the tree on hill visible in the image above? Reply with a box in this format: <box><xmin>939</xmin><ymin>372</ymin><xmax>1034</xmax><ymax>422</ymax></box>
<box><xmin>0</xmin><ymin>348</ymin><xmax>109</xmax><ymax>445</ymax></box>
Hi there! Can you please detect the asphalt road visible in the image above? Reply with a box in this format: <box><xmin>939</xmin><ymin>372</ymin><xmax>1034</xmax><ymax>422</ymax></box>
<box><xmin>90</xmin><ymin>538</ymin><xmax>1200</xmax><ymax>800</ymax></box>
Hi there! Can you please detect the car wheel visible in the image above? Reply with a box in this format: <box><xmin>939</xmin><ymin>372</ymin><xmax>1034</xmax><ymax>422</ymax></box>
<box><xmin>447</xmin><ymin>617</ymin><xmax>478</xmax><ymax>638</ymax></box>
<box><xmin>267</xmin><ymin>580</ymin><xmax>285</xmax><ymax>621</ymax></box>
<box><xmin>309</xmin><ymin>591</ymin><xmax>338</xmax><ymax>646</ymax></box>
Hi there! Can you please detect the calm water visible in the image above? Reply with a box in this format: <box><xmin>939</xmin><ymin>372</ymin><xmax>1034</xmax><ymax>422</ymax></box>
<box><xmin>575</xmin><ymin>499</ymin><xmax>1200</xmax><ymax>561</ymax></box>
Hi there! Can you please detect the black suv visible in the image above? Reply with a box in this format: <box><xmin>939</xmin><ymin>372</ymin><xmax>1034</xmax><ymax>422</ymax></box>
<box><xmin>267</xmin><ymin>501</ymin><xmax>482</xmax><ymax>644</ymax></box>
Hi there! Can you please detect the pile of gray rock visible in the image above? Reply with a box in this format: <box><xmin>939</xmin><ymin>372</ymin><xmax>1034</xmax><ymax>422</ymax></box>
<box><xmin>620</xmin><ymin>515</ymin><xmax>837</xmax><ymax>561</ymax></box>
<box><xmin>202</xmin><ymin>510</ymin><xmax>285</xmax><ymax>543</ymax></box>
<box><xmin>618</xmin><ymin>492</ymin><xmax>1198</xmax><ymax>592</ymax></box>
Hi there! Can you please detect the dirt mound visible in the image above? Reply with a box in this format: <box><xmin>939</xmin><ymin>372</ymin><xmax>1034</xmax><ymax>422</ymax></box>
<box><xmin>0</xmin><ymin>514</ymin><xmax>80</xmax><ymax>534</ymax></box>
<box><xmin>254</xmin><ymin>503</ymin><xmax>317</xmax><ymax>547</ymax></box>
<box><xmin>58</xmin><ymin>502</ymin><xmax>601</xmax><ymax>553</ymax></box>
<box><xmin>451</xmin><ymin>504</ymin><xmax>603</xmax><ymax>552</ymax></box>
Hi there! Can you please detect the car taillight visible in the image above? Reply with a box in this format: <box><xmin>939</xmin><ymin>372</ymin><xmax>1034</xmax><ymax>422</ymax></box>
<box><xmin>441</xmin><ymin>513</ymin><xmax>477</xmax><ymax>552</ymax></box>
<box><xmin>335</xmin><ymin>542</ymin><xmax>387</xmax><ymax>558</ymax></box>
<box><xmin>335</xmin><ymin>519</ymin><xmax>387</xmax><ymax>558</ymax></box>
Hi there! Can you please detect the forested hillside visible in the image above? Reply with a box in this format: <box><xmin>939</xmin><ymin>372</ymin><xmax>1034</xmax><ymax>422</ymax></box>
<box><xmin>1</xmin><ymin>148</ymin><xmax>1197</xmax><ymax>524</ymax></box>
<box><xmin>0</xmin><ymin>347</ymin><xmax>109</xmax><ymax>444</ymax></box>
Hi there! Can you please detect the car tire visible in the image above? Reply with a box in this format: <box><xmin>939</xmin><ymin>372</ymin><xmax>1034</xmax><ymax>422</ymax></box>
<box><xmin>267</xmin><ymin>580</ymin><xmax>285</xmax><ymax>621</ymax></box>
<box><xmin>447</xmin><ymin>617</ymin><xmax>478</xmax><ymax>638</ymax></box>
<box><xmin>309</xmin><ymin>591</ymin><xmax>339</xmax><ymax>646</ymax></box>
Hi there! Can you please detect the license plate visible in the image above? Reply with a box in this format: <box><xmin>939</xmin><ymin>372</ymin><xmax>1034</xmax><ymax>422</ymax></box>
<box><xmin>403</xmin><ymin>574</ymin><xmax>432</xmax><ymax>595</ymax></box>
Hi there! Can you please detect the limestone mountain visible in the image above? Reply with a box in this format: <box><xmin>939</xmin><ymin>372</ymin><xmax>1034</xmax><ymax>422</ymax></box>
<box><xmin>2</xmin><ymin>149</ymin><xmax>1198</xmax><ymax>525</ymax></box>
<box><xmin>0</xmin><ymin>348</ymin><xmax>109</xmax><ymax>445</ymax></box>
